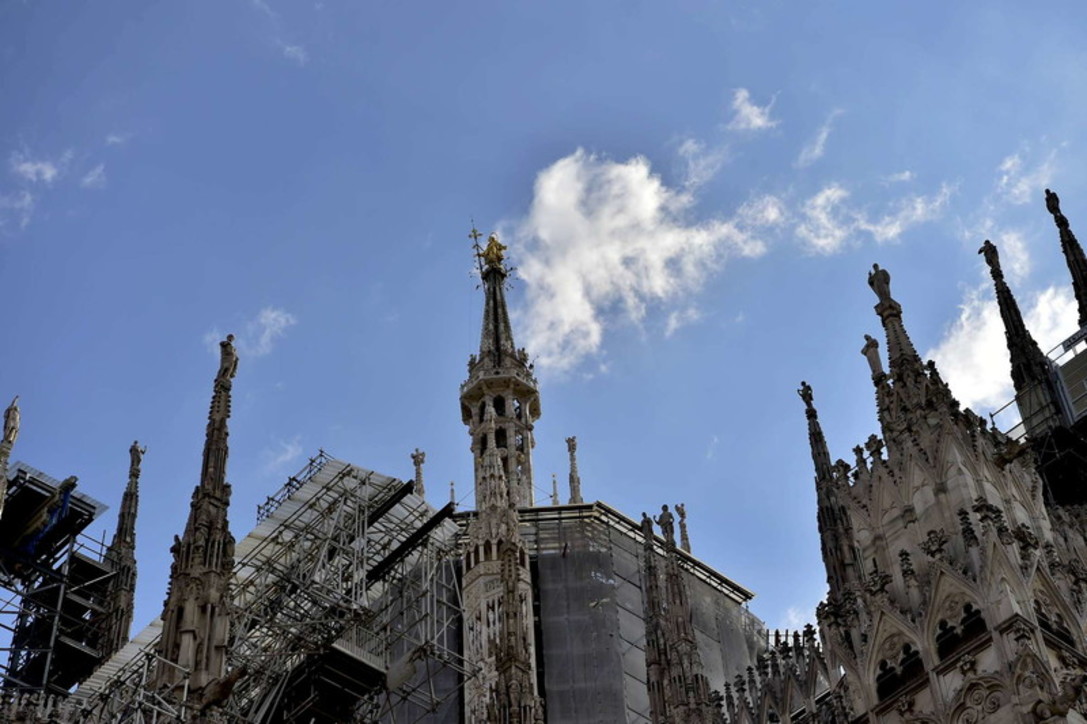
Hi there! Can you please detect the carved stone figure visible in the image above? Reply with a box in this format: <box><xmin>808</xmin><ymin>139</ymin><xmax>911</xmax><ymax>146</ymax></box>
<box><xmin>217</xmin><ymin>335</ymin><xmax>239</xmax><ymax>383</ymax></box>
<box><xmin>479</xmin><ymin>232</ymin><xmax>507</xmax><ymax>268</ymax></box>
<box><xmin>798</xmin><ymin>381</ymin><xmax>814</xmax><ymax>407</ymax></box>
<box><xmin>641</xmin><ymin>512</ymin><xmax>654</xmax><ymax>541</ymax></box>
<box><xmin>3</xmin><ymin>396</ymin><xmax>19</xmax><ymax>446</ymax></box>
<box><xmin>129</xmin><ymin>440</ymin><xmax>147</xmax><ymax>477</ymax></box>
<box><xmin>655</xmin><ymin>504</ymin><xmax>675</xmax><ymax>545</ymax></box>
<box><xmin>1046</xmin><ymin>188</ymin><xmax>1063</xmax><ymax>218</ymax></box>
<box><xmin>979</xmin><ymin>239</ymin><xmax>1002</xmax><ymax>276</ymax></box>
<box><xmin>861</xmin><ymin>335</ymin><xmax>884</xmax><ymax>379</ymax></box>
<box><xmin>867</xmin><ymin>263</ymin><xmax>893</xmax><ymax>305</ymax></box>
<box><xmin>676</xmin><ymin>503</ymin><xmax>691</xmax><ymax>553</ymax></box>
<box><xmin>410</xmin><ymin>448</ymin><xmax>426</xmax><ymax>497</ymax></box>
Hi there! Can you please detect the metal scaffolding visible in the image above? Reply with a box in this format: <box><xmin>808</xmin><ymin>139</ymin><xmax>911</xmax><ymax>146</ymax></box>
<box><xmin>0</xmin><ymin>462</ymin><xmax>112</xmax><ymax>696</ymax></box>
<box><xmin>74</xmin><ymin>452</ymin><xmax>473</xmax><ymax>723</ymax></box>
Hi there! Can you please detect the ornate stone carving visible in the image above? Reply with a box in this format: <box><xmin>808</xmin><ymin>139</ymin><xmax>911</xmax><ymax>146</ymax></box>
<box><xmin>655</xmin><ymin>504</ymin><xmax>675</xmax><ymax>547</ymax></box>
<box><xmin>868</xmin><ymin>264</ymin><xmax>894</xmax><ymax>306</ymax></box>
<box><xmin>951</xmin><ymin>679</ymin><xmax>1005</xmax><ymax>723</ymax></box>
<box><xmin>958</xmin><ymin>509</ymin><xmax>979</xmax><ymax>548</ymax></box>
<box><xmin>410</xmin><ymin>447</ymin><xmax>426</xmax><ymax>498</ymax></box>
<box><xmin>2</xmin><ymin>396</ymin><xmax>19</xmax><ymax>446</ymax></box>
<box><xmin>865</xmin><ymin>570</ymin><xmax>893</xmax><ymax>597</ymax></box>
<box><xmin>919</xmin><ymin>529</ymin><xmax>950</xmax><ymax>560</ymax></box>
<box><xmin>862</xmin><ymin>334</ymin><xmax>885</xmax><ymax>381</ymax></box>
<box><xmin>129</xmin><ymin>440</ymin><xmax>146</xmax><ymax>479</ymax></box>
<box><xmin>676</xmin><ymin>502</ymin><xmax>691</xmax><ymax>553</ymax></box>
<box><xmin>899</xmin><ymin>549</ymin><xmax>916</xmax><ymax>580</ymax></box>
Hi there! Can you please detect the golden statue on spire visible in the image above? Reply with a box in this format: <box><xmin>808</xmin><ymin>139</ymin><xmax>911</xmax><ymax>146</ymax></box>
<box><xmin>478</xmin><ymin>232</ymin><xmax>507</xmax><ymax>269</ymax></box>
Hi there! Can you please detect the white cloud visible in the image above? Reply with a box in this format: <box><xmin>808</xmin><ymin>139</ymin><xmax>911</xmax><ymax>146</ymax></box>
<box><xmin>795</xmin><ymin>183</ymin><xmax>952</xmax><ymax>255</ymax></box>
<box><xmin>80</xmin><ymin>164</ymin><xmax>107</xmax><ymax>190</ymax></box>
<box><xmin>795</xmin><ymin>184</ymin><xmax>852</xmax><ymax>254</ymax></box>
<box><xmin>0</xmin><ymin>190</ymin><xmax>34</xmax><ymax>230</ymax></box>
<box><xmin>882</xmin><ymin>170</ymin><xmax>915</xmax><ymax>184</ymax></box>
<box><xmin>244</xmin><ymin>307</ymin><xmax>298</xmax><ymax>356</ymax></box>
<box><xmin>927</xmin><ymin>284</ymin><xmax>1077</xmax><ymax>413</ymax></box>
<box><xmin>677</xmin><ymin>138</ymin><xmax>725</xmax><ymax>188</ymax></box>
<box><xmin>778</xmin><ymin>603</ymin><xmax>820</xmax><ymax>631</ymax></box>
<box><xmin>204</xmin><ymin>306</ymin><xmax>298</xmax><ymax>359</ymax></box>
<box><xmin>280</xmin><ymin>42</ymin><xmax>308</xmax><ymax>66</ymax></box>
<box><xmin>105</xmin><ymin>133</ymin><xmax>130</xmax><ymax>146</ymax></box>
<box><xmin>856</xmin><ymin>183</ymin><xmax>953</xmax><ymax>242</ymax></box>
<box><xmin>705</xmin><ymin>434</ymin><xmax>720</xmax><ymax>460</ymax></box>
<box><xmin>997</xmin><ymin>148</ymin><xmax>1057</xmax><ymax>206</ymax></box>
<box><xmin>251</xmin><ymin>0</ymin><xmax>276</xmax><ymax>16</ymax></box>
<box><xmin>10</xmin><ymin>150</ymin><xmax>71</xmax><ymax>185</ymax></box>
<box><xmin>726</xmin><ymin>88</ymin><xmax>778</xmax><ymax>132</ymax></box>
<box><xmin>515</xmin><ymin>149</ymin><xmax>772</xmax><ymax>373</ymax></box>
<box><xmin>795</xmin><ymin>110</ymin><xmax>842</xmax><ymax>168</ymax></box>
<box><xmin>737</xmin><ymin>194</ymin><xmax>787</xmax><ymax>228</ymax></box>
<box><xmin>263</xmin><ymin>436</ymin><xmax>303</xmax><ymax>473</ymax></box>
<box><xmin>993</xmin><ymin>229</ymin><xmax>1031</xmax><ymax>284</ymax></box>
<box><xmin>665</xmin><ymin>306</ymin><xmax>702</xmax><ymax>337</ymax></box>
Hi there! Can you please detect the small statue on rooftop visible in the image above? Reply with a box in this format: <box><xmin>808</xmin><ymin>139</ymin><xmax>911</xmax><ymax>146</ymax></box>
<box><xmin>677</xmin><ymin>503</ymin><xmax>691</xmax><ymax>553</ymax></box>
<box><xmin>218</xmin><ymin>335</ymin><xmax>239</xmax><ymax>383</ymax></box>
<box><xmin>797</xmin><ymin>381</ymin><xmax>814</xmax><ymax>408</ymax></box>
<box><xmin>862</xmin><ymin>335</ymin><xmax>884</xmax><ymax>379</ymax></box>
<box><xmin>129</xmin><ymin>440</ymin><xmax>147</xmax><ymax>477</ymax></box>
<box><xmin>479</xmin><ymin>232</ymin><xmax>507</xmax><ymax>268</ymax></box>
<box><xmin>655</xmin><ymin>504</ymin><xmax>675</xmax><ymax>544</ymax></box>
<box><xmin>868</xmin><ymin>263</ymin><xmax>893</xmax><ymax>306</ymax></box>
<box><xmin>1046</xmin><ymin>188</ymin><xmax>1063</xmax><ymax>218</ymax></box>
<box><xmin>3</xmin><ymin>396</ymin><xmax>19</xmax><ymax>446</ymax></box>
<box><xmin>640</xmin><ymin>512</ymin><xmax>654</xmax><ymax>541</ymax></box>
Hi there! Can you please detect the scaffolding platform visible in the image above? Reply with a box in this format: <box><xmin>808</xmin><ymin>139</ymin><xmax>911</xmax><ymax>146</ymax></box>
<box><xmin>0</xmin><ymin>462</ymin><xmax>110</xmax><ymax>694</ymax></box>
<box><xmin>75</xmin><ymin>453</ymin><xmax>470</xmax><ymax>724</ymax></box>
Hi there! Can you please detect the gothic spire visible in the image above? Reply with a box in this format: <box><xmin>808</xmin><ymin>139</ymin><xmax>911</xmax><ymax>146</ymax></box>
<box><xmin>1046</xmin><ymin>189</ymin><xmax>1087</xmax><ymax>328</ymax></box>
<box><xmin>677</xmin><ymin>503</ymin><xmax>691</xmax><ymax>553</ymax></box>
<box><xmin>799</xmin><ymin>381</ymin><xmax>833</xmax><ymax>483</ymax></box>
<box><xmin>980</xmin><ymin>240</ymin><xmax>1054</xmax><ymax>394</ymax></box>
<box><xmin>462</xmin><ymin>404</ymin><xmax>540</xmax><ymax>723</ymax></box>
<box><xmin>865</xmin><ymin>263</ymin><xmax>957</xmax><ymax>439</ymax></box>
<box><xmin>640</xmin><ymin>512</ymin><xmax>669</xmax><ymax>723</ymax></box>
<box><xmin>477</xmin><ymin>402</ymin><xmax>509</xmax><ymax>513</ymax></box>
<box><xmin>867</xmin><ymin>264</ymin><xmax>923</xmax><ymax>374</ymax></box>
<box><xmin>410</xmin><ymin>447</ymin><xmax>426</xmax><ymax>498</ymax></box>
<box><xmin>566</xmin><ymin>435</ymin><xmax>583</xmax><ymax>504</ymax></box>
<box><xmin>101</xmin><ymin>441</ymin><xmax>143</xmax><ymax>659</ymax></box>
<box><xmin>461</xmin><ymin>228</ymin><xmax>541</xmax><ymax>508</ymax></box>
<box><xmin>0</xmin><ymin>395</ymin><xmax>20</xmax><ymax>520</ymax></box>
<box><xmin>474</xmin><ymin>229</ymin><xmax>517</xmax><ymax>366</ymax></box>
<box><xmin>800</xmin><ymin>384</ymin><xmax>861</xmax><ymax>597</ymax></box>
<box><xmin>644</xmin><ymin>506</ymin><xmax>716</xmax><ymax>722</ymax></box>
<box><xmin>155</xmin><ymin>335</ymin><xmax>239</xmax><ymax>696</ymax></box>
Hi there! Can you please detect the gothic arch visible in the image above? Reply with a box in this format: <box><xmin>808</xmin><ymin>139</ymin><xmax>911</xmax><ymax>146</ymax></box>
<box><xmin>865</xmin><ymin>610</ymin><xmax>927</xmax><ymax>703</ymax></box>
<box><xmin>947</xmin><ymin>676</ymin><xmax>1007</xmax><ymax>724</ymax></box>
<box><xmin>1012</xmin><ymin>648</ymin><xmax>1056</xmax><ymax>703</ymax></box>
<box><xmin>924</xmin><ymin>570</ymin><xmax>988</xmax><ymax>662</ymax></box>
<box><xmin>1030</xmin><ymin>568</ymin><xmax>1082</xmax><ymax>650</ymax></box>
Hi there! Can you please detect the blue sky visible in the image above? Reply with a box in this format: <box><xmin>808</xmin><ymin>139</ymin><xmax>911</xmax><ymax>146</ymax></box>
<box><xmin>3</xmin><ymin>1</ymin><xmax>1087</xmax><ymax>635</ymax></box>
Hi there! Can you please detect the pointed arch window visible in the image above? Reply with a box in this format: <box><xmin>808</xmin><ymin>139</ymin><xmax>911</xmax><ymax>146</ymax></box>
<box><xmin>936</xmin><ymin>603</ymin><xmax>988</xmax><ymax>661</ymax></box>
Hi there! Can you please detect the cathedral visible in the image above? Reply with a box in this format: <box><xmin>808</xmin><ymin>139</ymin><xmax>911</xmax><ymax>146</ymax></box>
<box><xmin>2</xmin><ymin>190</ymin><xmax>1087</xmax><ymax>723</ymax></box>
